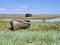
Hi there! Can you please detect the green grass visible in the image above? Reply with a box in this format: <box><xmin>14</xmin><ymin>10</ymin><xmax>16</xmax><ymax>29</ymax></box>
<box><xmin>28</xmin><ymin>22</ymin><xmax>60</xmax><ymax>31</ymax></box>
<box><xmin>0</xmin><ymin>20</ymin><xmax>60</xmax><ymax>31</ymax></box>
<box><xmin>0</xmin><ymin>21</ymin><xmax>10</xmax><ymax>30</ymax></box>
<box><xmin>0</xmin><ymin>21</ymin><xmax>9</xmax><ymax>25</ymax></box>
<box><xmin>0</xmin><ymin>30</ymin><xmax>60</xmax><ymax>45</ymax></box>
<box><xmin>0</xmin><ymin>21</ymin><xmax>60</xmax><ymax>45</ymax></box>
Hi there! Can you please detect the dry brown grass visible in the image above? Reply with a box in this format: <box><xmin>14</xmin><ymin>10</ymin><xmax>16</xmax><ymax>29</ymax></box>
<box><xmin>0</xmin><ymin>14</ymin><xmax>60</xmax><ymax>19</ymax></box>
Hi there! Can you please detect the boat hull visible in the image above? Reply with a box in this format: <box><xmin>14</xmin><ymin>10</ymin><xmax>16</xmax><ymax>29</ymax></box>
<box><xmin>10</xmin><ymin>20</ymin><xmax>31</xmax><ymax>31</ymax></box>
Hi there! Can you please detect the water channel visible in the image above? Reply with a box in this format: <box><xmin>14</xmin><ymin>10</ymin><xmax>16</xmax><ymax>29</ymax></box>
<box><xmin>0</xmin><ymin>18</ymin><xmax>60</xmax><ymax>22</ymax></box>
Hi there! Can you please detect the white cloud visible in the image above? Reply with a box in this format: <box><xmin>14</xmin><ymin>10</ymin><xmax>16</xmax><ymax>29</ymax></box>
<box><xmin>19</xmin><ymin>6</ymin><xmax>30</xmax><ymax>8</ymax></box>
<box><xmin>30</xmin><ymin>9</ymin><xmax>39</xmax><ymax>12</ymax></box>
<box><xmin>31</xmin><ymin>9</ymin><xmax>37</xmax><ymax>12</ymax></box>
<box><xmin>14</xmin><ymin>9</ymin><xmax>20</xmax><ymax>11</ymax></box>
<box><xmin>0</xmin><ymin>8</ymin><xmax>6</xmax><ymax>11</ymax></box>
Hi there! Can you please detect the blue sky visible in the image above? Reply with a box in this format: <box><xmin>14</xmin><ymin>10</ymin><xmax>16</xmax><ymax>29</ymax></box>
<box><xmin>0</xmin><ymin>0</ymin><xmax>60</xmax><ymax>14</ymax></box>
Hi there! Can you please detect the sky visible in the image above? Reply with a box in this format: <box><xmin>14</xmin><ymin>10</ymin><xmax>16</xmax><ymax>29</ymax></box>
<box><xmin>0</xmin><ymin>0</ymin><xmax>60</xmax><ymax>14</ymax></box>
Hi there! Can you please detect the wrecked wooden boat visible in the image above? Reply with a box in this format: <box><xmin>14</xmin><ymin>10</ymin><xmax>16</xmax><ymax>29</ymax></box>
<box><xmin>10</xmin><ymin>19</ymin><xmax>31</xmax><ymax>31</ymax></box>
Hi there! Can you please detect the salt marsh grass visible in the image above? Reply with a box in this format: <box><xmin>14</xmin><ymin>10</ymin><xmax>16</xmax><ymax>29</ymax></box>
<box><xmin>0</xmin><ymin>21</ymin><xmax>60</xmax><ymax>45</ymax></box>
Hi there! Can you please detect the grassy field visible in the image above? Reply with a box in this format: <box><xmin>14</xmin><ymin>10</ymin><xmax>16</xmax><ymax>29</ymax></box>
<box><xmin>0</xmin><ymin>21</ymin><xmax>60</xmax><ymax>45</ymax></box>
<box><xmin>0</xmin><ymin>14</ymin><xmax>60</xmax><ymax>19</ymax></box>
<box><xmin>0</xmin><ymin>20</ymin><xmax>60</xmax><ymax>31</ymax></box>
<box><xmin>0</xmin><ymin>30</ymin><xmax>60</xmax><ymax>45</ymax></box>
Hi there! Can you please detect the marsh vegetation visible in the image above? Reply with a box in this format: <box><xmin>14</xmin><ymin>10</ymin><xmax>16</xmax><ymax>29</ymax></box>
<box><xmin>0</xmin><ymin>21</ymin><xmax>60</xmax><ymax>45</ymax></box>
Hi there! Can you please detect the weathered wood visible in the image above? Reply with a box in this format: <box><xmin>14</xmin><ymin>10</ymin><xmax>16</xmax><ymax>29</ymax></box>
<box><xmin>10</xmin><ymin>19</ymin><xmax>31</xmax><ymax>31</ymax></box>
